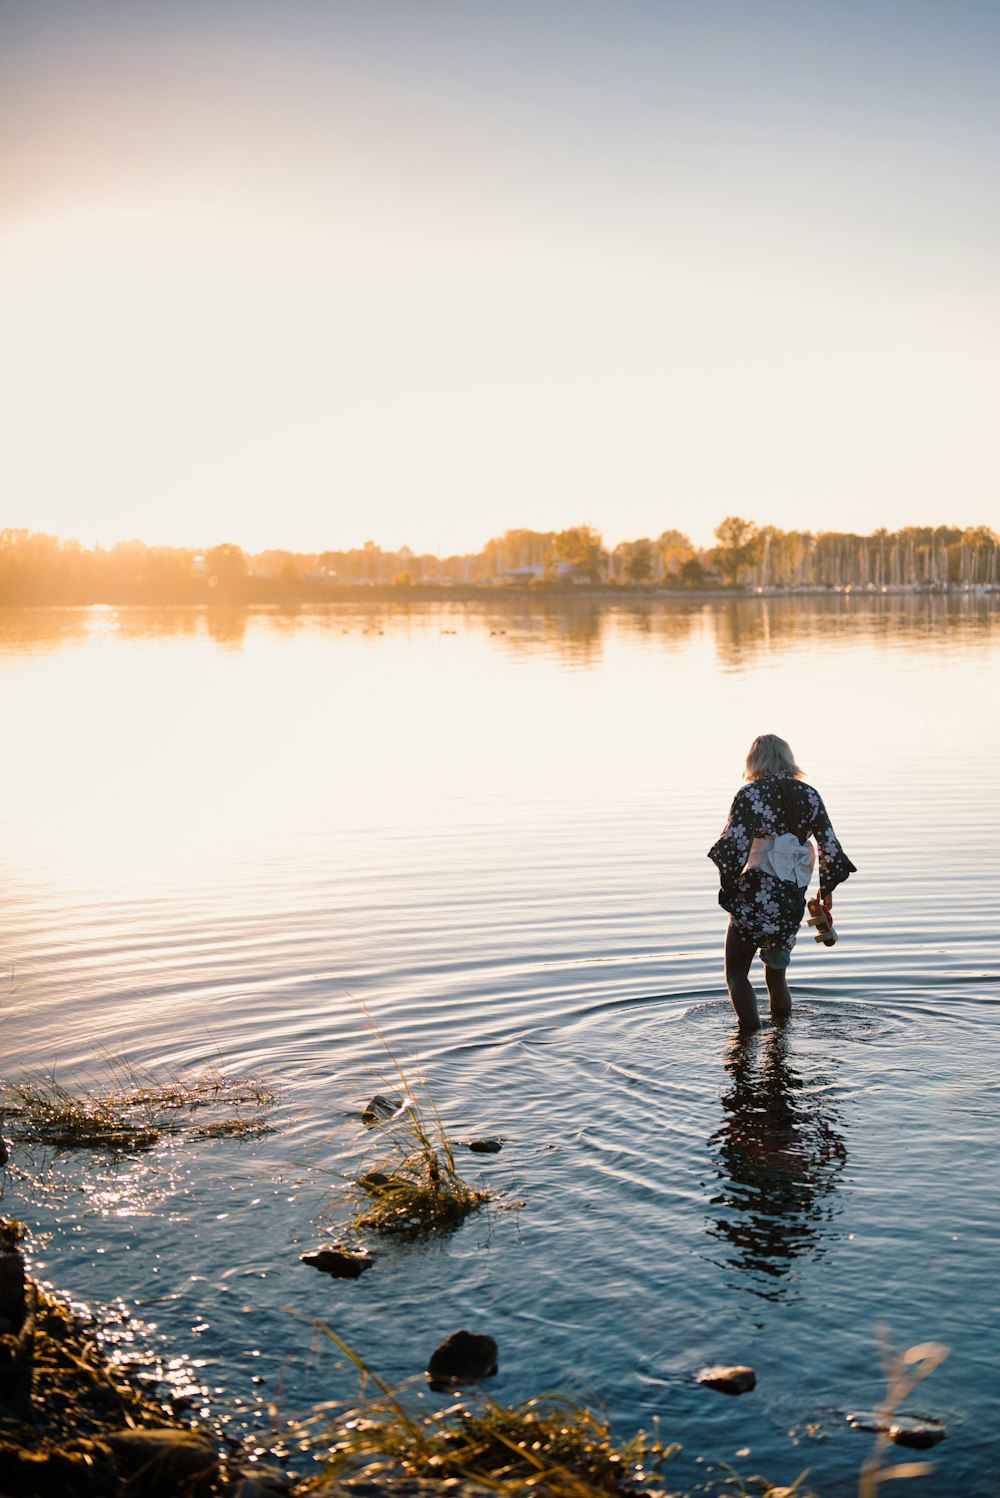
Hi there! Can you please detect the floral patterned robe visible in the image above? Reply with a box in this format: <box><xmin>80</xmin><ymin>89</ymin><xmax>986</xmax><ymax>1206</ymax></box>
<box><xmin>708</xmin><ymin>775</ymin><xmax>856</xmax><ymax>953</ymax></box>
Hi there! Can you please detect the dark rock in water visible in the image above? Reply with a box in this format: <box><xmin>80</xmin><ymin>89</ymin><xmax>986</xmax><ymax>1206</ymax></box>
<box><xmin>427</xmin><ymin>1329</ymin><xmax>498</xmax><ymax>1390</ymax></box>
<box><xmin>697</xmin><ymin>1364</ymin><xmax>756</xmax><ymax>1395</ymax></box>
<box><xmin>300</xmin><ymin>1245</ymin><xmax>374</xmax><ymax>1278</ymax></box>
<box><xmin>887</xmin><ymin>1418</ymin><xmax>946</xmax><ymax>1449</ymax></box>
<box><xmin>468</xmin><ymin>1139</ymin><xmax>502</xmax><ymax>1154</ymax></box>
<box><xmin>846</xmin><ymin>1411</ymin><xmax>945</xmax><ymax>1448</ymax></box>
<box><xmin>230</xmin><ymin>1463</ymin><xmax>295</xmax><ymax>1496</ymax></box>
<box><xmin>359</xmin><ymin>1170</ymin><xmax>393</xmax><ymax>1191</ymax></box>
<box><xmin>104</xmin><ymin>1427</ymin><xmax>218</xmax><ymax>1495</ymax></box>
<box><xmin>362</xmin><ymin>1095</ymin><xmax>403</xmax><ymax>1125</ymax></box>
<box><xmin>0</xmin><ymin>1252</ymin><xmax>26</xmax><ymax>1333</ymax></box>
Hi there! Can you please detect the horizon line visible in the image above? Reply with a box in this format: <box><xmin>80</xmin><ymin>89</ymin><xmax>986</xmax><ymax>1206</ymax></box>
<box><xmin>5</xmin><ymin>518</ymin><xmax>999</xmax><ymax>558</ymax></box>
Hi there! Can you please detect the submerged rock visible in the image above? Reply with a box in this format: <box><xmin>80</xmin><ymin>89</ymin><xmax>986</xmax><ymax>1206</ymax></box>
<box><xmin>358</xmin><ymin>1170</ymin><xmax>393</xmax><ymax>1191</ymax></box>
<box><xmin>361</xmin><ymin>1095</ymin><xmax>403</xmax><ymax>1125</ymax></box>
<box><xmin>846</xmin><ymin>1410</ymin><xmax>945</xmax><ymax>1447</ymax></box>
<box><xmin>299</xmin><ymin>1245</ymin><xmax>374</xmax><ymax>1279</ymax></box>
<box><xmin>697</xmin><ymin>1364</ymin><xmax>756</xmax><ymax>1395</ymax></box>
<box><xmin>888</xmin><ymin>1418</ymin><xmax>946</xmax><ymax>1449</ymax></box>
<box><xmin>427</xmin><ymin>1330</ymin><xmax>498</xmax><ymax>1390</ymax></box>
<box><xmin>848</xmin><ymin>1410</ymin><xmax>946</xmax><ymax>1449</ymax></box>
<box><xmin>229</xmin><ymin>1462</ymin><xmax>295</xmax><ymax>1497</ymax></box>
<box><xmin>467</xmin><ymin>1139</ymin><xmax>503</xmax><ymax>1154</ymax></box>
<box><xmin>104</xmin><ymin>1427</ymin><xmax>218</xmax><ymax>1495</ymax></box>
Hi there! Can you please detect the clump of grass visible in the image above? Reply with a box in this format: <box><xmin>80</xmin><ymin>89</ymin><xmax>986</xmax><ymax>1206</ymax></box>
<box><xmin>304</xmin><ymin>1325</ymin><xmax>678</xmax><ymax>1497</ymax></box>
<box><xmin>0</xmin><ymin>1056</ymin><xmax>276</xmax><ymax>1153</ymax></box>
<box><xmin>347</xmin><ymin>1065</ymin><xmax>491</xmax><ymax>1238</ymax></box>
<box><xmin>858</xmin><ymin>1328</ymin><xmax>949</xmax><ymax>1498</ymax></box>
<box><xmin>332</xmin><ymin>1025</ymin><xmax>494</xmax><ymax>1239</ymax></box>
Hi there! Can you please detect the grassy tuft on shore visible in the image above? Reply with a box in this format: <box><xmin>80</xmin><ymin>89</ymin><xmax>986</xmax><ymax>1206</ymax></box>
<box><xmin>341</xmin><ymin>1046</ymin><xmax>493</xmax><ymax>1239</ymax></box>
<box><xmin>0</xmin><ymin>1057</ymin><xmax>276</xmax><ymax>1152</ymax></box>
<box><xmin>304</xmin><ymin>1324</ymin><xmax>680</xmax><ymax>1497</ymax></box>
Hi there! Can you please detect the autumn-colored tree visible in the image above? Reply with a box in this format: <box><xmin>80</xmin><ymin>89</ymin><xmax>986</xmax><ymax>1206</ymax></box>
<box><xmin>204</xmin><ymin>543</ymin><xmax>248</xmax><ymax>598</ymax></box>
<box><xmin>679</xmin><ymin>556</ymin><xmax>710</xmax><ymax>587</ymax></box>
<box><xmin>656</xmin><ymin>529</ymin><xmax>696</xmax><ymax>580</ymax></box>
<box><xmin>481</xmin><ymin>528</ymin><xmax>557</xmax><ymax>576</ymax></box>
<box><xmin>554</xmin><ymin>525</ymin><xmax>607</xmax><ymax>583</ymax></box>
<box><xmin>712</xmin><ymin>516</ymin><xmax>758</xmax><ymax>586</ymax></box>
<box><xmin>611</xmin><ymin>538</ymin><xmax>654</xmax><ymax>583</ymax></box>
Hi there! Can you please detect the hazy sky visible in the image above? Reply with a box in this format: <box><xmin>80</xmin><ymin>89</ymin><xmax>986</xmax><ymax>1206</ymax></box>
<box><xmin>2</xmin><ymin>0</ymin><xmax>998</xmax><ymax>554</ymax></box>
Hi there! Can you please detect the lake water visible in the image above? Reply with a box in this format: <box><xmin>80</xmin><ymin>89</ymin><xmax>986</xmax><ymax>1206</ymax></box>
<box><xmin>2</xmin><ymin>595</ymin><xmax>999</xmax><ymax>1495</ymax></box>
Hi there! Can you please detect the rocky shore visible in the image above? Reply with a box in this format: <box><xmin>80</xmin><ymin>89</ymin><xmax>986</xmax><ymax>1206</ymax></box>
<box><xmin>0</xmin><ymin>1218</ymin><xmax>502</xmax><ymax>1498</ymax></box>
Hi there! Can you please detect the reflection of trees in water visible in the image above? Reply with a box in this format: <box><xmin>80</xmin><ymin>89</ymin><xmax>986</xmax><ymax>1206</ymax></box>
<box><xmin>0</xmin><ymin>610</ymin><xmax>91</xmax><ymax>651</ymax></box>
<box><xmin>204</xmin><ymin>608</ymin><xmax>250</xmax><ymax>647</ymax></box>
<box><xmin>712</xmin><ymin>593</ymin><xmax>1000</xmax><ymax>669</ymax></box>
<box><xmin>613</xmin><ymin>602</ymin><xmax>702</xmax><ymax>650</ymax></box>
<box><xmin>1</xmin><ymin>592</ymin><xmax>995</xmax><ymax>663</ymax></box>
<box><xmin>480</xmin><ymin>599</ymin><xmax>607</xmax><ymax>664</ymax></box>
<box><xmin>482</xmin><ymin>598</ymin><xmax>702</xmax><ymax>664</ymax></box>
<box><xmin>0</xmin><ymin>607</ymin><xmax>207</xmax><ymax>652</ymax></box>
<box><xmin>706</xmin><ymin>1029</ymin><xmax>847</xmax><ymax>1297</ymax></box>
<box><xmin>113</xmin><ymin>609</ymin><xmax>203</xmax><ymax>642</ymax></box>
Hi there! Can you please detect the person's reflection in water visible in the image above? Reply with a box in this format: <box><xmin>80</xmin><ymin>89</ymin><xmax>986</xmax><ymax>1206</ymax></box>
<box><xmin>706</xmin><ymin>1027</ymin><xmax>847</xmax><ymax>1298</ymax></box>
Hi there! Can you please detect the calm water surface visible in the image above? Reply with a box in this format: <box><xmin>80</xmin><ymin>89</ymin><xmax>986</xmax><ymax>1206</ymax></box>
<box><xmin>2</xmin><ymin>596</ymin><xmax>999</xmax><ymax>1495</ymax></box>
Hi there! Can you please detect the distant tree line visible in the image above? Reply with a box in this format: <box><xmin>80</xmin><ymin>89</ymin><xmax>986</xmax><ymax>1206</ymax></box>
<box><xmin>0</xmin><ymin>519</ymin><xmax>997</xmax><ymax>604</ymax></box>
<box><xmin>708</xmin><ymin>518</ymin><xmax>1000</xmax><ymax>590</ymax></box>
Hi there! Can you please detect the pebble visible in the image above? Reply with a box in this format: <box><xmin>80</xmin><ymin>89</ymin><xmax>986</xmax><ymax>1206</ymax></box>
<box><xmin>103</xmin><ymin>1427</ymin><xmax>218</xmax><ymax>1495</ymax></box>
<box><xmin>697</xmin><ymin>1364</ymin><xmax>756</xmax><ymax>1395</ymax></box>
<box><xmin>846</xmin><ymin>1411</ymin><xmax>945</xmax><ymax>1447</ymax></box>
<box><xmin>358</xmin><ymin>1170</ymin><xmax>393</xmax><ymax>1190</ymax></box>
<box><xmin>300</xmin><ymin>1246</ymin><xmax>374</xmax><ymax>1278</ymax></box>
<box><xmin>0</xmin><ymin>1250</ymin><xmax>26</xmax><ymax>1329</ymax></box>
<box><xmin>427</xmin><ymin>1329</ymin><xmax>498</xmax><ymax>1390</ymax></box>
<box><xmin>887</xmin><ymin>1418</ymin><xmax>946</xmax><ymax>1449</ymax></box>
<box><xmin>361</xmin><ymin>1095</ymin><xmax>402</xmax><ymax>1125</ymax></box>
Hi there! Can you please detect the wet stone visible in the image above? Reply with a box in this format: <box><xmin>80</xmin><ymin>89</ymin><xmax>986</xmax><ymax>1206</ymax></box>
<box><xmin>361</xmin><ymin>1095</ymin><xmax>402</xmax><ymax>1125</ymax></box>
<box><xmin>697</xmin><ymin>1364</ymin><xmax>757</xmax><ymax>1395</ymax></box>
<box><xmin>887</xmin><ymin>1418</ymin><xmax>946</xmax><ymax>1449</ymax></box>
<box><xmin>427</xmin><ymin>1330</ymin><xmax>498</xmax><ymax>1391</ymax></box>
<box><xmin>846</xmin><ymin>1410</ymin><xmax>945</xmax><ymax>1447</ymax></box>
<box><xmin>230</xmin><ymin>1465</ymin><xmax>294</xmax><ymax>1497</ymax></box>
<box><xmin>103</xmin><ymin>1427</ymin><xmax>218</xmax><ymax>1496</ymax></box>
<box><xmin>358</xmin><ymin>1170</ymin><xmax>393</xmax><ymax>1191</ymax></box>
<box><xmin>299</xmin><ymin>1246</ymin><xmax>374</xmax><ymax>1278</ymax></box>
<box><xmin>0</xmin><ymin>1254</ymin><xmax>25</xmax><ymax>1332</ymax></box>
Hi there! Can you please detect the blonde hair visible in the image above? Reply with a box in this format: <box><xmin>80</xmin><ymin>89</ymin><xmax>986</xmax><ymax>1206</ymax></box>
<box><xmin>744</xmin><ymin>733</ymin><xmax>803</xmax><ymax>780</ymax></box>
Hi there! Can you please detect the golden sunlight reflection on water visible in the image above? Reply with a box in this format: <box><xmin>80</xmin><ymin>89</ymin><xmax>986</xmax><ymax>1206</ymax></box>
<box><xmin>5</xmin><ymin>596</ymin><xmax>996</xmax><ymax>902</ymax></box>
<box><xmin>2</xmin><ymin>597</ymin><xmax>1000</xmax><ymax>1496</ymax></box>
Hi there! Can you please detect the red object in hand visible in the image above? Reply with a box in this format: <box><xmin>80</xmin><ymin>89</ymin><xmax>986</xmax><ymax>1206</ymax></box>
<box><xmin>807</xmin><ymin>896</ymin><xmax>837</xmax><ymax>946</ymax></box>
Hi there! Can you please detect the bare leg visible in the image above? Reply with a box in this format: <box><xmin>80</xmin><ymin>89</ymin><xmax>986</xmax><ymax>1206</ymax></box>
<box><xmin>724</xmin><ymin>922</ymin><xmax>761</xmax><ymax>1032</ymax></box>
<box><xmin>764</xmin><ymin>965</ymin><xmax>791</xmax><ymax>1023</ymax></box>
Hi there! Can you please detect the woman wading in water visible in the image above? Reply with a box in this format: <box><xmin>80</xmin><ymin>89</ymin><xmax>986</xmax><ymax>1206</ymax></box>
<box><xmin>709</xmin><ymin>734</ymin><xmax>855</xmax><ymax>1031</ymax></box>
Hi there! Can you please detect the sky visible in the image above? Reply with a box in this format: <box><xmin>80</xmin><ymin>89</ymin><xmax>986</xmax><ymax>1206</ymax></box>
<box><xmin>2</xmin><ymin>0</ymin><xmax>998</xmax><ymax>555</ymax></box>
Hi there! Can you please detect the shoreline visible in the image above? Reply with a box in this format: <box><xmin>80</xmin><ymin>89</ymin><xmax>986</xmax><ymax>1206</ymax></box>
<box><xmin>1</xmin><ymin>1217</ymin><xmax>498</xmax><ymax>1498</ymax></box>
<box><xmin>4</xmin><ymin>1215</ymin><xmax>742</xmax><ymax>1498</ymax></box>
<box><xmin>2</xmin><ymin>581</ymin><xmax>998</xmax><ymax>610</ymax></box>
